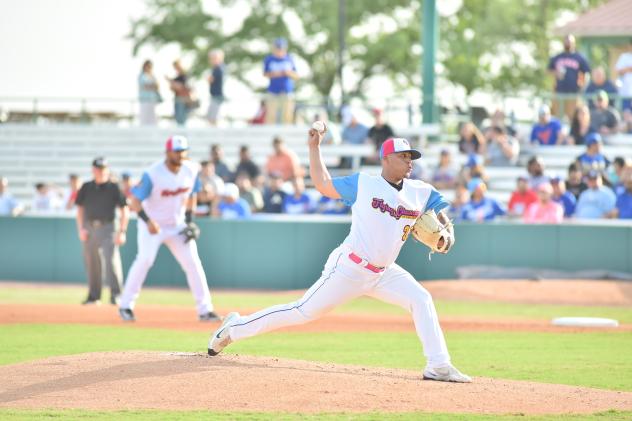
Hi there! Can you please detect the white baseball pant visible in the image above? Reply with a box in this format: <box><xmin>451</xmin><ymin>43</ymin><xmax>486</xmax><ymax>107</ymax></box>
<box><xmin>225</xmin><ymin>245</ymin><xmax>451</xmax><ymax>368</ymax></box>
<box><xmin>119</xmin><ymin>221</ymin><xmax>213</xmax><ymax>315</ymax></box>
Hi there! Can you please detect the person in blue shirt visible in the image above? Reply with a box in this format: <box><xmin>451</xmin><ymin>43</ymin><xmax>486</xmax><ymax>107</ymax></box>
<box><xmin>613</xmin><ymin>168</ymin><xmax>632</xmax><ymax>219</ymax></box>
<box><xmin>316</xmin><ymin>195</ymin><xmax>350</xmax><ymax>215</ymax></box>
<box><xmin>0</xmin><ymin>177</ymin><xmax>23</xmax><ymax>216</ymax></box>
<box><xmin>530</xmin><ymin>105</ymin><xmax>562</xmax><ymax>145</ymax></box>
<box><xmin>548</xmin><ymin>35</ymin><xmax>590</xmax><ymax>122</ymax></box>
<box><xmin>282</xmin><ymin>177</ymin><xmax>312</xmax><ymax>214</ymax></box>
<box><xmin>550</xmin><ymin>176</ymin><xmax>576</xmax><ymax>217</ymax></box>
<box><xmin>460</xmin><ymin>178</ymin><xmax>506</xmax><ymax>222</ymax></box>
<box><xmin>214</xmin><ymin>183</ymin><xmax>251</xmax><ymax>219</ymax></box>
<box><xmin>574</xmin><ymin>171</ymin><xmax>616</xmax><ymax>219</ymax></box>
<box><xmin>263</xmin><ymin>37</ymin><xmax>299</xmax><ymax>124</ymax></box>
<box><xmin>576</xmin><ymin>133</ymin><xmax>610</xmax><ymax>177</ymax></box>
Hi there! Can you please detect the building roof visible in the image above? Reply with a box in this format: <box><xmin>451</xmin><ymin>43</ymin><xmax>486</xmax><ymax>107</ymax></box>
<box><xmin>555</xmin><ymin>0</ymin><xmax>632</xmax><ymax>37</ymax></box>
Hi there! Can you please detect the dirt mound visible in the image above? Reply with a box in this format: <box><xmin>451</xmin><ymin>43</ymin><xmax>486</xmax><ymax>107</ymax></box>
<box><xmin>0</xmin><ymin>352</ymin><xmax>631</xmax><ymax>414</ymax></box>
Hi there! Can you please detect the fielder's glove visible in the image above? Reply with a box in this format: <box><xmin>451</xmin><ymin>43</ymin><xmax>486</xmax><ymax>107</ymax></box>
<box><xmin>179</xmin><ymin>222</ymin><xmax>200</xmax><ymax>243</ymax></box>
<box><xmin>411</xmin><ymin>210</ymin><xmax>455</xmax><ymax>256</ymax></box>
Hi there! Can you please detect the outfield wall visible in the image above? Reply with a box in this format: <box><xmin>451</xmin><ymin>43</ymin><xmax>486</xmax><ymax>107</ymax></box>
<box><xmin>1</xmin><ymin>216</ymin><xmax>631</xmax><ymax>289</ymax></box>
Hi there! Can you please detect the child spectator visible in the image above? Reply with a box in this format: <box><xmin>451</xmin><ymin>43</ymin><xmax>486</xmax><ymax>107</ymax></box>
<box><xmin>523</xmin><ymin>183</ymin><xmax>564</xmax><ymax>224</ymax></box>
<box><xmin>282</xmin><ymin>177</ymin><xmax>311</xmax><ymax>214</ymax></box>
<box><xmin>213</xmin><ymin>183</ymin><xmax>251</xmax><ymax>219</ymax></box>
<box><xmin>574</xmin><ymin>170</ymin><xmax>616</xmax><ymax>219</ymax></box>
<box><xmin>508</xmin><ymin>176</ymin><xmax>538</xmax><ymax>217</ymax></box>
<box><xmin>460</xmin><ymin>178</ymin><xmax>506</xmax><ymax>222</ymax></box>
<box><xmin>262</xmin><ymin>172</ymin><xmax>287</xmax><ymax>213</ymax></box>
<box><xmin>530</xmin><ymin>105</ymin><xmax>562</xmax><ymax>146</ymax></box>
<box><xmin>550</xmin><ymin>176</ymin><xmax>576</xmax><ymax>217</ymax></box>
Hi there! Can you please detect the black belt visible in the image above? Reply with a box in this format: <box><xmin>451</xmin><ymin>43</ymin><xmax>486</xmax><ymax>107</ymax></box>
<box><xmin>87</xmin><ymin>220</ymin><xmax>113</xmax><ymax>227</ymax></box>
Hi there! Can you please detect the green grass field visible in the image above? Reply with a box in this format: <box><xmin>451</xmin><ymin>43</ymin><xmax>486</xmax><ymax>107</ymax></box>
<box><xmin>1</xmin><ymin>284</ymin><xmax>631</xmax><ymax>420</ymax></box>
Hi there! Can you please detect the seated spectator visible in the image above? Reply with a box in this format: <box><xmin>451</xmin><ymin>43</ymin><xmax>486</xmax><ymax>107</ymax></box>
<box><xmin>458</xmin><ymin>122</ymin><xmax>486</xmax><ymax>155</ymax></box>
<box><xmin>0</xmin><ymin>176</ymin><xmax>23</xmax><ymax>216</ymax></box>
<box><xmin>612</xmin><ymin>167</ymin><xmax>632</xmax><ymax>219</ymax></box>
<box><xmin>31</xmin><ymin>182</ymin><xmax>62</xmax><ymax>213</ymax></box>
<box><xmin>530</xmin><ymin>105</ymin><xmax>562</xmax><ymax>146</ymax></box>
<box><xmin>623</xmin><ymin>109</ymin><xmax>632</xmax><ymax>134</ymax></box>
<box><xmin>210</xmin><ymin>144</ymin><xmax>233</xmax><ymax>182</ymax></box>
<box><xmin>508</xmin><ymin>176</ymin><xmax>538</xmax><ymax>217</ymax></box>
<box><xmin>550</xmin><ymin>176</ymin><xmax>576</xmax><ymax>217</ymax></box>
<box><xmin>460</xmin><ymin>178</ymin><xmax>506</xmax><ymax>222</ymax></box>
<box><xmin>213</xmin><ymin>183</ymin><xmax>251</xmax><ymax>219</ymax></box>
<box><xmin>576</xmin><ymin>133</ymin><xmax>610</xmax><ymax>177</ymax></box>
<box><xmin>235</xmin><ymin>172</ymin><xmax>263</xmax><ymax>212</ymax></box>
<box><xmin>119</xmin><ymin>172</ymin><xmax>134</xmax><ymax>200</ymax></box>
<box><xmin>366</xmin><ymin>108</ymin><xmax>395</xmax><ymax>163</ymax></box>
<box><xmin>585</xmin><ymin>67</ymin><xmax>618</xmax><ymax>109</ymax></box>
<box><xmin>249</xmin><ymin>99</ymin><xmax>267</xmax><ymax>125</ymax></box>
<box><xmin>265</xmin><ymin>136</ymin><xmax>303</xmax><ymax>181</ymax></box>
<box><xmin>524</xmin><ymin>183</ymin><xmax>564</xmax><ymax>224</ymax></box>
<box><xmin>526</xmin><ymin>156</ymin><xmax>549</xmax><ymax>189</ymax></box>
<box><xmin>484</xmin><ymin>126</ymin><xmax>519</xmax><ymax>167</ymax></box>
<box><xmin>316</xmin><ymin>195</ymin><xmax>349</xmax><ymax>215</ymax></box>
<box><xmin>567</xmin><ymin>104</ymin><xmax>593</xmax><ymax>145</ymax></box>
<box><xmin>234</xmin><ymin>145</ymin><xmax>262</xmax><ymax>186</ymax></box>
<box><xmin>282</xmin><ymin>177</ymin><xmax>311</xmax><ymax>214</ymax></box>
<box><xmin>574</xmin><ymin>170</ymin><xmax>616</xmax><ymax>219</ymax></box>
<box><xmin>608</xmin><ymin>157</ymin><xmax>628</xmax><ymax>192</ymax></box>
<box><xmin>566</xmin><ymin>163</ymin><xmax>588</xmax><ymax>200</ymax></box>
<box><xmin>458</xmin><ymin>153</ymin><xmax>488</xmax><ymax>185</ymax></box>
<box><xmin>197</xmin><ymin>160</ymin><xmax>224</xmax><ymax>216</ymax></box>
<box><xmin>590</xmin><ymin>90</ymin><xmax>620</xmax><ymax>136</ymax></box>
<box><xmin>341</xmin><ymin>113</ymin><xmax>369</xmax><ymax>145</ymax></box>
<box><xmin>262</xmin><ymin>172</ymin><xmax>287</xmax><ymax>213</ymax></box>
<box><xmin>430</xmin><ymin>149</ymin><xmax>458</xmax><ymax>189</ymax></box>
<box><xmin>448</xmin><ymin>182</ymin><xmax>469</xmax><ymax>221</ymax></box>
<box><xmin>63</xmin><ymin>173</ymin><xmax>82</xmax><ymax>211</ymax></box>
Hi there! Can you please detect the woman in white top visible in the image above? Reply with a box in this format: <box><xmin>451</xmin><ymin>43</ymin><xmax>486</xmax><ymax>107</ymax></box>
<box><xmin>138</xmin><ymin>60</ymin><xmax>161</xmax><ymax>126</ymax></box>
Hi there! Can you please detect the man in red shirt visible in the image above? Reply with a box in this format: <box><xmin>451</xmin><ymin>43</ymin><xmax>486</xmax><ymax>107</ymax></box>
<box><xmin>508</xmin><ymin>176</ymin><xmax>538</xmax><ymax>217</ymax></box>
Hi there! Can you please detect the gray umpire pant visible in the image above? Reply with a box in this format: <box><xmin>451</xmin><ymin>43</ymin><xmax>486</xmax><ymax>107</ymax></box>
<box><xmin>83</xmin><ymin>221</ymin><xmax>123</xmax><ymax>301</ymax></box>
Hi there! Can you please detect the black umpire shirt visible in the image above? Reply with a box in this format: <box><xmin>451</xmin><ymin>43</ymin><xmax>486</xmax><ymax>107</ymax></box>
<box><xmin>75</xmin><ymin>181</ymin><xmax>127</xmax><ymax>222</ymax></box>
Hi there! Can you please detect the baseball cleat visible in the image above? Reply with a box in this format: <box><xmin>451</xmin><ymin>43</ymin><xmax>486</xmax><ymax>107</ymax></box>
<box><xmin>82</xmin><ymin>298</ymin><xmax>101</xmax><ymax>305</ymax></box>
<box><xmin>423</xmin><ymin>364</ymin><xmax>472</xmax><ymax>383</ymax></box>
<box><xmin>119</xmin><ymin>308</ymin><xmax>136</xmax><ymax>322</ymax></box>
<box><xmin>198</xmin><ymin>311</ymin><xmax>222</xmax><ymax>322</ymax></box>
<box><xmin>208</xmin><ymin>312</ymin><xmax>240</xmax><ymax>356</ymax></box>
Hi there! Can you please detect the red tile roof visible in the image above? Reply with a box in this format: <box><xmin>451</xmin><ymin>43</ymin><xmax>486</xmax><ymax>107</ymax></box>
<box><xmin>555</xmin><ymin>0</ymin><xmax>632</xmax><ymax>37</ymax></box>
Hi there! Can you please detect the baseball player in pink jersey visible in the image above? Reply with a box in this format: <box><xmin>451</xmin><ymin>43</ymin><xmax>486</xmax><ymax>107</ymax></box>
<box><xmin>119</xmin><ymin>135</ymin><xmax>220</xmax><ymax>322</ymax></box>
<box><xmin>208</xmin><ymin>129</ymin><xmax>471</xmax><ymax>383</ymax></box>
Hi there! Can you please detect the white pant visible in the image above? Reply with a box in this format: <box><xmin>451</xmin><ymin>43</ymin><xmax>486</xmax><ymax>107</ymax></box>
<box><xmin>119</xmin><ymin>222</ymin><xmax>213</xmax><ymax>315</ymax></box>
<box><xmin>226</xmin><ymin>245</ymin><xmax>450</xmax><ymax>368</ymax></box>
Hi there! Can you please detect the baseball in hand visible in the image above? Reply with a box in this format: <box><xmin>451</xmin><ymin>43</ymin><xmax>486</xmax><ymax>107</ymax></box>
<box><xmin>312</xmin><ymin>120</ymin><xmax>327</xmax><ymax>133</ymax></box>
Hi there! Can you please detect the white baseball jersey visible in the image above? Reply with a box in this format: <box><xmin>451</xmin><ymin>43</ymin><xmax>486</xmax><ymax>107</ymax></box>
<box><xmin>332</xmin><ymin>173</ymin><xmax>449</xmax><ymax>267</ymax></box>
<box><xmin>132</xmin><ymin>160</ymin><xmax>201</xmax><ymax>227</ymax></box>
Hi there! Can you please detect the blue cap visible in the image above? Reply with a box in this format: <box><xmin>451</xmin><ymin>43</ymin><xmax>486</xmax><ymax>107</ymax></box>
<box><xmin>467</xmin><ymin>178</ymin><xmax>485</xmax><ymax>193</ymax></box>
<box><xmin>585</xmin><ymin>132</ymin><xmax>602</xmax><ymax>146</ymax></box>
<box><xmin>274</xmin><ymin>37</ymin><xmax>288</xmax><ymax>49</ymax></box>
<box><xmin>466</xmin><ymin>154</ymin><xmax>483</xmax><ymax>167</ymax></box>
<box><xmin>550</xmin><ymin>175</ymin><xmax>562</xmax><ymax>183</ymax></box>
<box><xmin>587</xmin><ymin>169</ymin><xmax>600</xmax><ymax>179</ymax></box>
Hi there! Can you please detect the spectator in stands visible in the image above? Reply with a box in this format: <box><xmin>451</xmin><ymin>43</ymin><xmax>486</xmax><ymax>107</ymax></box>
<box><xmin>448</xmin><ymin>182</ymin><xmax>469</xmax><ymax>221</ymax></box>
<box><xmin>576</xmin><ymin>133</ymin><xmax>610</xmax><ymax>177</ymax></box>
<box><xmin>210</xmin><ymin>144</ymin><xmax>233</xmax><ymax>182</ymax></box>
<box><xmin>315</xmin><ymin>196</ymin><xmax>349</xmax><ymax>215</ymax></box>
<box><xmin>526</xmin><ymin>156</ymin><xmax>549</xmax><ymax>189</ymax></box>
<box><xmin>548</xmin><ymin>34</ymin><xmax>590</xmax><ymax>122</ymax></box>
<box><xmin>622</xmin><ymin>108</ymin><xmax>632</xmax><ymax>134</ymax></box>
<box><xmin>32</xmin><ymin>182</ymin><xmax>62</xmax><ymax>213</ymax></box>
<box><xmin>574</xmin><ymin>170</ymin><xmax>616</xmax><ymax>219</ymax></box>
<box><xmin>213</xmin><ymin>183</ymin><xmax>251</xmax><ymax>219</ymax></box>
<box><xmin>484</xmin><ymin>126</ymin><xmax>519</xmax><ymax>167</ymax></box>
<box><xmin>235</xmin><ymin>172</ymin><xmax>263</xmax><ymax>212</ymax></box>
<box><xmin>608</xmin><ymin>156</ymin><xmax>628</xmax><ymax>192</ymax></box>
<box><xmin>167</xmin><ymin>60</ymin><xmax>194</xmax><ymax>126</ymax></box>
<box><xmin>264</xmin><ymin>37</ymin><xmax>298</xmax><ymax>124</ymax></box>
<box><xmin>342</xmin><ymin>113</ymin><xmax>369</xmax><ymax>145</ymax></box>
<box><xmin>458</xmin><ymin>122</ymin><xmax>486</xmax><ymax>155</ymax></box>
<box><xmin>206</xmin><ymin>49</ymin><xmax>225</xmax><ymax>126</ymax></box>
<box><xmin>265</xmin><ymin>136</ymin><xmax>303</xmax><ymax>181</ymax></box>
<box><xmin>430</xmin><ymin>149</ymin><xmax>457</xmax><ymax>190</ymax></box>
<box><xmin>524</xmin><ymin>183</ymin><xmax>564</xmax><ymax>224</ymax></box>
<box><xmin>0</xmin><ymin>176</ymin><xmax>23</xmax><ymax>216</ymax></box>
<box><xmin>458</xmin><ymin>153</ymin><xmax>488</xmax><ymax>185</ymax></box>
<box><xmin>283</xmin><ymin>177</ymin><xmax>311</xmax><ymax>214</ymax></box>
<box><xmin>612</xmin><ymin>166</ymin><xmax>632</xmax><ymax>219</ymax></box>
<box><xmin>138</xmin><ymin>60</ymin><xmax>161</xmax><ymax>126</ymax></box>
<box><xmin>530</xmin><ymin>105</ymin><xmax>562</xmax><ymax>146</ymax></box>
<box><xmin>234</xmin><ymin>145</ymin><xmax>262</xmax><ymax>185</ymax></box>
<box><xmin>566</xmin><ymin>163</ymin><xmax>588</xmax><ymax>200</ymax></box>
<box><xmin>550</xmin><ymin>176</ymin><xmax>576</xmax><ymax>217</ymax></box>
<box><xmin>249</xmin><ymin>99</ymin><xmax>267</xmax><ymax>125</ymax></box>
<box><xmin>567</xmin><ymin>104</ymin><xmax>593</xmax><ymax>145</ymax></box>
<box><xmin>615</xmin><ymin>38</ymin><xmax>632</xmax><ymax>114</ymax></box>
<box><xmin>119</xmin><ymin>172</ymin><xmax>134</xmax><ymax>200</ymax></box>
<box><xmin>367</xmin><ymin>108</ymin><xmax>395</xmax><ymax>163</ymax></box>
<box><xmin>589</xmin><ymin>90</ymin><xmax>620</xmax><ymax>136</ymax></box>
<box><xmin>262</xmin><ymin>172</ymin><xmax>287</xmax><ymax>213</ymax></box>
<box><xmin>585</xmin><ymin>67</ymin><xmax>618</xmax><ymax>109</ymax></box>
<box><xmin>460</xmin><ymin>178</ymin><xmax>506</xmax><ymax>222</ymax></box>
<box><xmin>197</xmin><ymin>160</ymin><xmax>224</xmax><ymax>216</ymax></box>
<box><xmin>508</xmin><ymin>176</ymin><xmax>538</xmax><ymax>217</ymax></box>
<box><xmin>63</xmin><ymin>173</ymin><xmax>82</xmax><ymax>211</ymax></box>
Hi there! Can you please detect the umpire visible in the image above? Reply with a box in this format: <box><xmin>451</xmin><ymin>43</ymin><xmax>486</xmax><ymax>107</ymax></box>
<box><xmin>75</xmin><ymin>157</ymin><xmax>129</xmax><ymax>305</ymax></box>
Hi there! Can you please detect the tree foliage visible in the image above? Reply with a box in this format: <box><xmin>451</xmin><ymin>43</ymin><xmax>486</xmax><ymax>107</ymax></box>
<box><xmin>129</xmin><ymin>0</ymin><xmax>610</xmax><ymax>102</ymax></box>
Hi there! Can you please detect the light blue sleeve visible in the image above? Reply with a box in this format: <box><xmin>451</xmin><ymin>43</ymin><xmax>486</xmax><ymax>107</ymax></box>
<box><xmin>424</xmin><ymin>188</ymin><xmax>450</xmax><ymax>213</ymax></box>
<box><xmin>131</xmin><ymin>172</ymin><xmax>152</xmax><ymax>201</ymax></box>
<box><xmin>191</xmin><ymin>175</ymin><xmax>202</xmax><ymax>195</ymax></box>
<box><xmin>331</xmin><ymin>173</ymin><xmax>360</xmax><ymax>206</ymax></box>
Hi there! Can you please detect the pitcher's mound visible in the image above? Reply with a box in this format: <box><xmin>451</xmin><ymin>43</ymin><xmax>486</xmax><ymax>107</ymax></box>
<box><xmin>1</xmin><ymin>351</ymin><xmax>631</xmax><ymax>414</ymax></box>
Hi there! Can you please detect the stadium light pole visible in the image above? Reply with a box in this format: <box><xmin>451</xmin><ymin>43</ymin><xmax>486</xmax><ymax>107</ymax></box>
<box><xmin>421</xmin><ymin>0</ymin><xmax>438</xmax><ymax>124</ymax></box>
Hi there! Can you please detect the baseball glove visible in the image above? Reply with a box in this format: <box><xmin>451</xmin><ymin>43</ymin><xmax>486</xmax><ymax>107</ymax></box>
<box><xmin>179</xmin><ymin>222</ymin><xmax>200</xmax><ymax>243</ymax></box>
<box><xmin>411</xmin><ymin>210</ymin><xmax>454</xmax><ymax>255</ymax></box>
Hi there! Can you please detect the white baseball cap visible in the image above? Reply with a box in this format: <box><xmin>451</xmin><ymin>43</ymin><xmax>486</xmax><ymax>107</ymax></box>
<box><xmin>222</xmin><ymin>183</ymin><xmax>239</xmax><ymax>199</ymax></box>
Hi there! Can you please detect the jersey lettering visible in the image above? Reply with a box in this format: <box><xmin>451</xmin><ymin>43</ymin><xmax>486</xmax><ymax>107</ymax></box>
<box><xmin>160</xmin><ymin>186</ymin><xmax>191</xmax><ymax>197</ymax></box>
<box><xmin>371</xmin><ymin>198</ymin><xmax>421</xmax><ymax>220</ymax></box>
